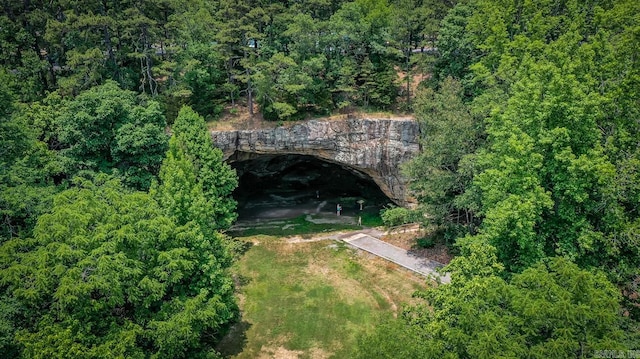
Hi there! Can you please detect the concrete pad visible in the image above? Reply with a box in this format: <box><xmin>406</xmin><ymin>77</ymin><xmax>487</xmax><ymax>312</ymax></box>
<box><xmin>343</xmin><ymin>233</ymin><xmax>451</xmax><ymax>283</ymax></box>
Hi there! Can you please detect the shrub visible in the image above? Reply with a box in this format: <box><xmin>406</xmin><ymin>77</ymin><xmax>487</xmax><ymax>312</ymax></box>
<box><xmin>381</xmin><ymin>207</ymin><xmax>414</xmax><ymax>227</ymax></box>
<box><xmin>417</xmin><ymin>237</ymin><xmax>436</xmax><ymax>248</ymax></box>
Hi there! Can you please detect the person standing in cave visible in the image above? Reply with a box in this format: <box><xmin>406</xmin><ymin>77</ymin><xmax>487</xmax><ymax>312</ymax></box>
<box><xmin>337</xmin><ymin>204</ymin><xmax>342</xmax><ymax>216</ymax></box>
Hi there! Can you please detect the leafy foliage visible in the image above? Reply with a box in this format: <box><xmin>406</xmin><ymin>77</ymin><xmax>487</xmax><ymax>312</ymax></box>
<box><xmin>459</xmin><ymin>0</ymin><xmax>640</xmax><ymax>278</ymax></box>
<box><xmin>0</xmin><ymin>0</ymin><xmax>459</xmax><ymax>119</ymax></box>
<box><xmin>403</xmin><ymin>77</ymin><xmax>482</xmax><ymax>236</ymax></box>
<box><xmin>431</xmin><ymin>3</ymin><xmax>479</xmax><ymax>88</ymax></box>
<box><xmin>1</xmin><ymin>0</ymin><xmax>639</xmax><ymax>356</ymax></box>
<box><xmin>0</xmin><ymin>76</ymin><xmax>59</xmax><ymax>241</ymax></box>
<box><xmin>356</xmin><ymin>244</ymin><xmax>631</xmax><ymax>358</ymax></box>
<box><xmin>380</xmin><ymin>206</ymin><xmax>417</xmax><ymax>227</ymax></box>
<box><xmin>160</xmin><ymin>106</ymin><xmax>238</xmax><ymax>230</ymax></box>
<box><xmin>397</xmin><ymin>0</ymin><xmax>640</xmax><ymax>347</ymax></box>
<box><xmin>57</xmin><ymin>81</ymin><xmax>168</xmax><ymax>190</ymax></box>
<box><xmin>405</xmin><ymin>0</ymin><xmax>640</xmax><ymax>284</ymax></box>
<box><xmin>0</xmin><ymin>176</ymin><xmax>236</xmax><ymax>358</ymax></box>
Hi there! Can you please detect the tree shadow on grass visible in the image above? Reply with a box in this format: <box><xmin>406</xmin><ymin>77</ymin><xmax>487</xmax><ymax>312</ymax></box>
<box><xmin>216</xmin><ymin>319</ymin><xmax>252</xmax><ymax>358</ymax></box>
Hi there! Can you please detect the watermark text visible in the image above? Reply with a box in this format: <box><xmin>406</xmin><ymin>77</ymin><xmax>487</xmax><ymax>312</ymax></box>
<box><xmin>593</xmin><ymin>350</ymin><xmax>640</xmax><ymax>358</ymax></box>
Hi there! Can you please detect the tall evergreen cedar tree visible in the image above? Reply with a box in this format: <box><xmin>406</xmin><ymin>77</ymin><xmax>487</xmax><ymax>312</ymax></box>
<box><xmin>0</xmin><ymin>0</ymin><xmax>639</xmax><ymax>357</ymax></box>
<box><xmin>153</xmin><ymin>106</ymin><xmax>238</xmax><ymax>231</ymax></box>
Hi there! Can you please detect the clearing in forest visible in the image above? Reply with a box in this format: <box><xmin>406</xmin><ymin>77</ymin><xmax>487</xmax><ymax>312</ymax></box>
<box><xmin>217</xmin><ymin>234</ymin><xmax>429</xmax><ymax>358</ymax></box>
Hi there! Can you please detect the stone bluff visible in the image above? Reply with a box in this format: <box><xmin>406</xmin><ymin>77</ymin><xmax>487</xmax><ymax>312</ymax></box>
<box><xmin>210</xmin><ymin>117</ymin><xmax>420</xmax><ymax>205</ymax></box>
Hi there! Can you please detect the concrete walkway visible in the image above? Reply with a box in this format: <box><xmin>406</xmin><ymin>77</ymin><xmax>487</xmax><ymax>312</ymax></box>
<box><xmin>341</xmin><ymin>232</ymin><xmax>451</xmax><ymax>284</ymax></box>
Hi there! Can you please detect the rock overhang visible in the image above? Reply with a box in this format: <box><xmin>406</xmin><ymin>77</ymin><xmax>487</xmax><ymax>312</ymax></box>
<box><xmin>211</xmin><ymin>117</ymin><xmax>420</xmax><ymax>205</ymax></box>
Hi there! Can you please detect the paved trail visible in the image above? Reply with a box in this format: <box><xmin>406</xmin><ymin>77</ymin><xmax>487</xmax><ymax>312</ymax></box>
<box><xmin>341</xmin><ymin>231</ymin><xmax>451</xmax><ymax>283</ymax></box>
<box><xmin>285</xmin><ymin>228</ymin><xmax>451</xmax><ymax>283</ymax></box>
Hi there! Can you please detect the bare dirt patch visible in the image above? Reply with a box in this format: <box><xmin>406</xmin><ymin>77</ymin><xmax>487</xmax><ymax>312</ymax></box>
<box><xmin>380</xmin><ymin>225</ymin><xmax>453</xmax><ymax>265</ymax></box>
<box><xmin>257</xmin><ymin>345</ymin><xmax>304</xmax><ymax>359</ymax></box>
<box><xmin>308</xmin><ymin>347</ymin><xmax>332</xmax><ymax>359</ymax></box>
<box><xmin>396</xmin><ymin>67</ymin><xmax>430</xmax><ymax>98</ymax></box>
<box><xmin>208</xmin><ymin>103</ymin><xmax>413</xmax><ymax>132</ymax></box>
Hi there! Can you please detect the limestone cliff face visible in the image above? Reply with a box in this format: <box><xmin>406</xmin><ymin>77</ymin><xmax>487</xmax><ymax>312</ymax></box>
<box><xmin>210</xmin><ymin>118</ymin><xmax>420</xmax><ymax>205</ymax></box>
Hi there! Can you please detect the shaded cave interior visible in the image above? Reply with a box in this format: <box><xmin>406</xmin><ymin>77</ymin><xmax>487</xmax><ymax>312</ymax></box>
<box><xmin>229</xmin><ymin>152</ymin><xmax>393</xmax><ymax>222</ymax></box>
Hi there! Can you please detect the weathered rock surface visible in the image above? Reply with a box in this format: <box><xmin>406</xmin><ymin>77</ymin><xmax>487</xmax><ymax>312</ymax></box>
<box><xmin>210</xmin><ymin>118</ymin><xmax>420</xmax><ymax>205</ymax></box>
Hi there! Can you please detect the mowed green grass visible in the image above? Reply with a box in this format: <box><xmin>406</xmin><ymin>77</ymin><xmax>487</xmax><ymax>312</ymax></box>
<box><xmin>217</xmin><ymin>235</ymin><xmax>427</xmax><ymax>358</ymax></box>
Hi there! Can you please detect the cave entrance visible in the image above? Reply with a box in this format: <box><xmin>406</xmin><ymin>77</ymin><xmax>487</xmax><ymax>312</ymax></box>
<box><xmin>230</xmin><ymin>153</ymin><xmax>392</xmax><ymax>225</ymax></box>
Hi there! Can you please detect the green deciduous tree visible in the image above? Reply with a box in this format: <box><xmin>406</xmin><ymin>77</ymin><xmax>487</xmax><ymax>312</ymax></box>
<box><xmin>463</xmin><ymin>1</ymin><xmax>638</xmax><ymax>275</ymax></box>
<box><xmin>0</xmin><ymin>75</ymin><xmax>60</xmax><ymax>241</ymax></box>
<box><xmin>415</xmin><ymin>0</ymin><xmax>640</xmax><ymax>287</ymax></box>
<box><xmin>0</xmin><ymin>175</ymin><xmax>236</xmax><ymax>358</ymax></box>
<box><xmin>403</xmin><ymin>77</ymin><xmax>482</xmax><ymax>241</ymax></box>
<box><xmin>56</xmin><ymin>80</ymin><xmax>168</xmax><ymax>190</ymax></box>
<box><xmin>356</xmin><ymin>243</ymin><xmax>630</xmax><ymax>358</ymax></box>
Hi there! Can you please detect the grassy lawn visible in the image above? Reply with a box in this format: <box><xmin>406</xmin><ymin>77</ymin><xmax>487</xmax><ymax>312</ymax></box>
<box><xmin>217</xmin><ymin>235</ymin><xmax>428</xmax><ymax>358</ymax></box>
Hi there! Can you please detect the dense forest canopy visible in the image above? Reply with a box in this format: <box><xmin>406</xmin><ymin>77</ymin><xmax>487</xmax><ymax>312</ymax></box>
<box><xmin>0</xmin><ymin>0</ymin><xmax>448</xmax><ymax>120</ymax></box>
<box><xmin>1</xmin><ymin>0</ymin><xmax>639</xmax><ymax>357</ymax></box>
<box><xmin>377</xmin><ymin>0</ymin><xmax>640</xmax><ymax>356</ymax></box>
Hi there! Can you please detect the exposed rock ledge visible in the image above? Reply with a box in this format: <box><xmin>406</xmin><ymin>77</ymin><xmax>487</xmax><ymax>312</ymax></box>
<box><xmin>210</xmin><ymin>118</ymin><xmax>420</xmax><ymax>205</ymax></box>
